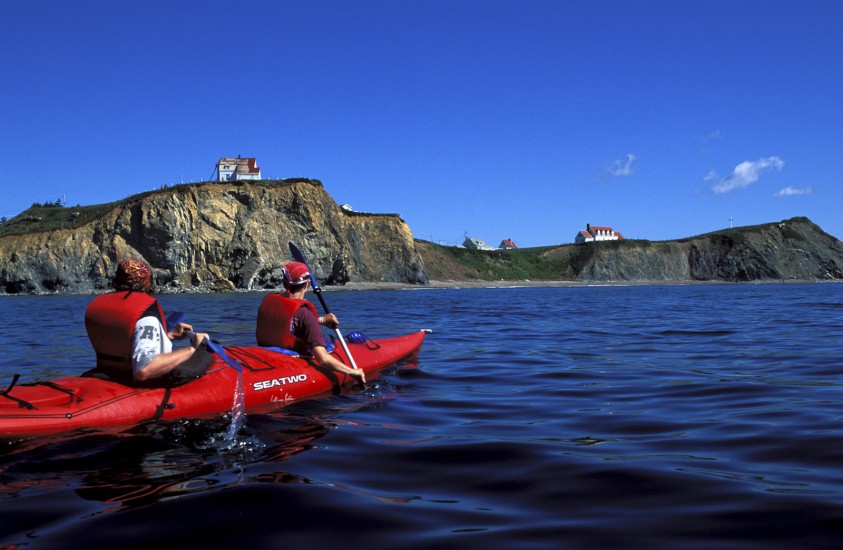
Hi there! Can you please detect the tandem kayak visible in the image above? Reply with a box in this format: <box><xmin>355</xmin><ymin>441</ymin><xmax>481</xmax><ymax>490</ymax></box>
<box><xmin>0</xmin><ymin>330</ymin><xmax>428</xmax><ymax>439</ymax></box>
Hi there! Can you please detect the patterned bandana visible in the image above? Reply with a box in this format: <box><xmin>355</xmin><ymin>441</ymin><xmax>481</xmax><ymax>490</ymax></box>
<box><xmin>114</xmin><ymin>259</ymin><xmax>153</xmax><ymax>292</ymax></box>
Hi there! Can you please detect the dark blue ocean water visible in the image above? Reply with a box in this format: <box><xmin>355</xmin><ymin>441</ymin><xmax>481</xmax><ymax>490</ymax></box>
<box><xmin>2</xmin><ymin>283</ymin><xmax>843</xmax><ymax>549</ymax></box>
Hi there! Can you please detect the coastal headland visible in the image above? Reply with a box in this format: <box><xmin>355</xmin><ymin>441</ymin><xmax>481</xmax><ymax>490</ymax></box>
<box><xmin>2</xmin><ymin>179</ymin><xmax>842</xmax><ymax>294</ymax></box>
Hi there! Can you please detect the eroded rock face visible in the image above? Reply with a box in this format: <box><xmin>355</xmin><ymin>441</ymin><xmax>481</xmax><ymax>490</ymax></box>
<box><xmin>572</xmin><ymin>217</ymin><xmax>843</xmax><ymax>282</ymax></box>
<box><xmin>0</xmin><ymin>180</ymin><xmax>428</xmax><ymax>294</ymax></box>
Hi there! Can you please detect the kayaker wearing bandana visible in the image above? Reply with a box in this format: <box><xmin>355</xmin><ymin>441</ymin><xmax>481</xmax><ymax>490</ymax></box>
<box><xmin>84</xmin><ymin>259</ymin><xmax>212</xmax><ymax>384</ymax></box>
<box><xmin>256</xmin><ymin>261</ymin><xmax>366</xmax><ymax>383</ymax></box>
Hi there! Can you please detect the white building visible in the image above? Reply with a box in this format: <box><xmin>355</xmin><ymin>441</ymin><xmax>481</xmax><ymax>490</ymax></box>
<box><xmin>463</xmin><ymin>236</ymin><xmax>496</xmax><ymax>251</ymax></box>
<box><xmin>575</xmin><ymin>224</ymin><xmax>624</xmax><ymax>244</ymax></box>
<box><xmin>216</xmin><ymin>156</ymin><xmax>261</xmax><ymax>181</ymax></box>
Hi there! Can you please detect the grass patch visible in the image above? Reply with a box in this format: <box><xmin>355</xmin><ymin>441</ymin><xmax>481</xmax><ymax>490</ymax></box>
<box><xmin>418</xmin><ymin>241</ymin><xmax>539</xmax><ymax>280</ymax></box>
<box><xmin>417</xmin><ymin>238</ymin><xmax>680</xmax><ymax>281</ymax></box>
<box><xmin>677</xmin><ymin>218</ymin><xmax>812</xmax><ymax>243</ymax></box>
<box><xmin>418</xmin><ymin>240</ymin><xmax>591</xmax><ymax>280</ymax></box>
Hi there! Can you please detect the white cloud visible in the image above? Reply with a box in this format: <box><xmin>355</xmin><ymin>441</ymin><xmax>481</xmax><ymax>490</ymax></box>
<box><xmin>774</xmin><ymin>186</ymin><xmax>813</xmax><ymax>197</ymax></box>
<box><xmin>710</xmin><ymin>156</ymin><xmax>784</xmax><ymax>194</ymax></box>
<box><xmin>608</xmin><ymin>154</ymin><xmax>637</xmax><ymax>177</ymax></box>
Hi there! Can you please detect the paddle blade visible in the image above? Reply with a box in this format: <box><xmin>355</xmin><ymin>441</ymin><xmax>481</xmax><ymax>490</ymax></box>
<box><xmin>187</xmin><ymin>331</ymin><xmax>243</xmax><ymax>373</ymax></box>
<box><xmin>166</xmin><ymin>311</ymin><xmax>186</xmax><ymax>328</ymax></box>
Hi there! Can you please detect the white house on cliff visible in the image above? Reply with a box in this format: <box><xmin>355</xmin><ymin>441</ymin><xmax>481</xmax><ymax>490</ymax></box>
<box><xmin>216</xmin><ymin>157</ymin><xmax>261</xmax><ymax>181</ymax></box>
<box><xmin>463</xmin><ymin>235</ymin><xmax>496</xmax><ymax>251</ymax></box>
<box><xmin>575</xmin><ymin>224</ymin><xmax>624</xmax><ymax>244</ymax></box>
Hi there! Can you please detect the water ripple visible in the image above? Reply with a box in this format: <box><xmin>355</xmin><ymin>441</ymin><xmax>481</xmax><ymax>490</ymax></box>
<box><xmin>3</xmin><ymin>284</ymin><xmax>843</xmax><ymax>547</ymax></box>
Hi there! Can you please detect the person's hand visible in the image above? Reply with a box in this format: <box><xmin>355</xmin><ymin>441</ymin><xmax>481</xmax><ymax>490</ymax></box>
<box><xmin>319</xmin><ymin>313</ymin><xmax>340</xmax><ymax>329</ymax></box>
<box><xmin>190</xmin><ymin>332</ymin><xmax>209</xmax><ymax>349</ymax></box>
<box><xmin>348</xmin><ymin>368</ymin><xmax>366</xmax><ymax>384</ymax></box>
<box><xmin>169</xmin><ymin>322</ymin><xmax>194</xmax><ymax>340</ymax></box>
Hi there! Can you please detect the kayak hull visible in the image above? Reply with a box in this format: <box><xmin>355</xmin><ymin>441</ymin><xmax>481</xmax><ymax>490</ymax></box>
<box><xmin>0</xmin><ymin>331</ymin><xmax>426</xmax><ymax>439</ymax></box>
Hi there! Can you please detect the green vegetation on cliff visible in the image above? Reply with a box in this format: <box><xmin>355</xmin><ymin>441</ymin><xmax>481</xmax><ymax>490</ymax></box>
<box><xmin>415</xmin><ymin>241</ymin><xmax>566</xmax><ymax>281</ymax></box>
<box><xmin>416</xmin><ymin>238</ymin><xmax>649</xmax><ymax>281</ymax></box>
<box><xmin>676</xmin><ymin>216</ymin><xmax>819</xmax><ymax>244</ymax></box>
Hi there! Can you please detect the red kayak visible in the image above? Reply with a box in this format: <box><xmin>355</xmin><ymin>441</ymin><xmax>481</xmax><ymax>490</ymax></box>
<box><xmin>0</xmin><ymin>331</ymin><xmax>427</xmax><ymax>439</ymax></box>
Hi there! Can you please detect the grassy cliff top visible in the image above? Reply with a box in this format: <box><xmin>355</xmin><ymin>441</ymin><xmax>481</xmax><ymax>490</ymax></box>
<box><xmin>0</xmin><ymin>179</ymin><xmax>321</xmax><ymax>238</ymax></box>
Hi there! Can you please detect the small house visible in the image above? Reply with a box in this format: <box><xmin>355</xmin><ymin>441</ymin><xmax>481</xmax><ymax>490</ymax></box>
<box><xmin>216</xmin><ymin>156</ymin><xmax>261</xmax><ymax>181</ymax></box>
<box><xmin>575</xmin><ymin>223</ymin><xmax>624</xmax><ymax>244</ymax></box>
<box><xmin>463</xmin><ymin>236</ymin><xmax>495</xmax><ymax>251</ymax></box>
<box><xmin>499</xmin><ymin>239</ymin><xmax>517</xmax><ymax>249</ymax></box>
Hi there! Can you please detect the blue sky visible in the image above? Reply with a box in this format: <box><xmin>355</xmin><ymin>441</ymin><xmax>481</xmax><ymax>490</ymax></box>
<box><xmin>2</xmin><ymin>1</ymin><xmax>841</xmax><ymax>247</ymax></box>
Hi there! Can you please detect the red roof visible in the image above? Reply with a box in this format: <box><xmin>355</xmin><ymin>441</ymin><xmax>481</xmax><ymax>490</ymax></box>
<box><xmin>237</xmin><ymin>157</ymin><xmax>260</xmax><ymax>174</ymax></box>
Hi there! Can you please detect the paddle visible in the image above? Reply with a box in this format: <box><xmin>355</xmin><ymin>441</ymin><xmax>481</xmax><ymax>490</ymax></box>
<box><xmin>288</xmin><ymin>242</ymin><xmax>359</xmax><ymax>371</ymax></box>
<box><xmin>196</xmin><ymin>333</ymin><xmax>243</xmax><ymax>373</ymax></box>
<box><xmin>168</xmin><ymin>311</ymin><xmax>242</xmax><ymax>372</ymax></box>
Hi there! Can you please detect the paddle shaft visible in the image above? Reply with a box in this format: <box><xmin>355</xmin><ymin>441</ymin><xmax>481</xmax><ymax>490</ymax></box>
<box><xmin>311</xmin><ymin>287</ymin><xmax>359</xmax><ymax>370</ymax></box>
<box><xmin>186</xmin><ymin>331</ymin><xmax>242</xmax><ymax>372</ymax></box>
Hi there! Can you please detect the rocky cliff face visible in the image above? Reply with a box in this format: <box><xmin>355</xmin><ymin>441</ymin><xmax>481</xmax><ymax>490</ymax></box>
<box><xmin>552</xmin><ymin>217</ymin><xmax>843</xmax><ymax>282</ymax></box>
<box><xmin>0</xmin><ymin>180</ymin><xmax>428</xmax><ymax>294</ymax></box>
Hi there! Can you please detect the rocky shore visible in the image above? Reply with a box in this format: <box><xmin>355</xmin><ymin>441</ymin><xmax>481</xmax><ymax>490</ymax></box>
<box><xmin>329</xmin><ymin>277</ymin><xmax>842</xmax><ymax>293</ymax></box>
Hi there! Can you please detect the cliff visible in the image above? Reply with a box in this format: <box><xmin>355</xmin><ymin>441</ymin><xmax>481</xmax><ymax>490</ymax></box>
<box><xmin>417</xmin><ymin>217</ymin><xmax>843</xmax><ymax>283</ymax></box>
<box><xmin>0</xmin><ymin>180</ymin><xmax>428</xmax><ymax>294</ymax></box>
<box><xmin>3</xmin><ymin>182</ymin><xmax>840</xmax><ymax>294</ymax></box>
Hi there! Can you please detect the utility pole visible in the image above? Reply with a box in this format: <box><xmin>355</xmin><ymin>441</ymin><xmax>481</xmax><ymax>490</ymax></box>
<box><xmin>729</xmin><ymin>216</ymin><xmax>733</xmax><ymax>229</ymax></box>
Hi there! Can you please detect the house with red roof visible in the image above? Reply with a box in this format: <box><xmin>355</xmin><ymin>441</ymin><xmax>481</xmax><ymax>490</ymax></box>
<box><xmin>216</xmin><ymin>156</ymin><xmax>261</xmax><ymax>181</ymax></box>
<box><xmin>499</xmin><ymin>239</ymin><xmax>517</xmax><ymax>249</ymax></box>
<box><xmin>575</xmin><ymin>224</ymin><xmax>624</xmax><ymax>244</ymax></box>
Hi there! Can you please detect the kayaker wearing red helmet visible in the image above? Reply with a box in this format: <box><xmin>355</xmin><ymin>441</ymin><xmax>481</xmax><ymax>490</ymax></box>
<box><xmin>256</xmin><ymin>261</ymin><xmax>366</xmax><ymax>383</ymax></box>
<box><xmin>85</xmin><ymin>259</ymin><xmax>211</xmax><ymax>384</ymax></box>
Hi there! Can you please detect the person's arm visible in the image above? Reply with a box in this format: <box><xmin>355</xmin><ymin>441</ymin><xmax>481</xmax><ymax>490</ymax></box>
<box><xmin>136</xmin><ymin>346</ymin><xmax>198</xmax><ymax>381</ymax></box>
<box><xmin>295</xmin><ymin>307</ymin><xmax>363</xmax><ymax>383</ymax></box>
<box><xmin>312</xmin><ymin>345</ymin><xmax>366</xmax><ymax>383</ymax></box>
<box><xmin>135</xmin><ymin>331</ymin><xmax>209</xmax><ymax>382</ymax></box>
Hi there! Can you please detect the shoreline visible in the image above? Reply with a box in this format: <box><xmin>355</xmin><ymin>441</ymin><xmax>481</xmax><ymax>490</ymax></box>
<box><xmin>1</xmin><ymin>278</ymin><xmax>838</xmax><ymax>297</ymax></box>
<box><xmin>330</xmin><ymin>278</ymin><xmax>840</xmax><ymax>291</ymax></box>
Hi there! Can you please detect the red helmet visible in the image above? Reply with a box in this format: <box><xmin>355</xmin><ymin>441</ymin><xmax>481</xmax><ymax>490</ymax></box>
<box><xmin>282</xmin><ymin>262</ymin><xmax>311</xmax><ymax>288</ymax></box>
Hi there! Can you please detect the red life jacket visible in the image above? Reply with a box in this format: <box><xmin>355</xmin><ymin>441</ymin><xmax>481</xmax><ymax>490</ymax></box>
<box><xmin>256</xmin><ymin>293</ymin><xmax>319</xmax><ymax>353</ymax></box>
<box><xmin>85</xmin><ymin>291</ymin><xmax>167</xmax><ymax>371</ymax></box>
